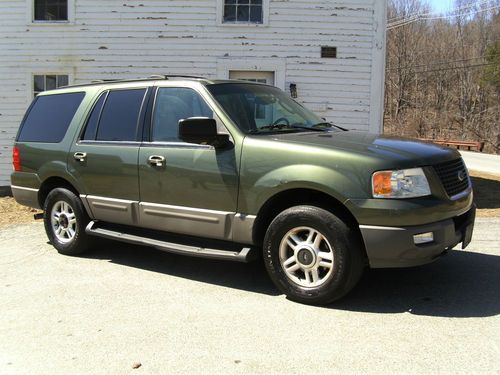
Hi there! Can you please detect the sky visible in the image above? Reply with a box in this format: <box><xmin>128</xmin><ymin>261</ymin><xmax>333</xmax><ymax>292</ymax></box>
<box><xmin>428</xmin><ymin>0</ymin><xmax>455</xmax><ymax>13</ymax></box>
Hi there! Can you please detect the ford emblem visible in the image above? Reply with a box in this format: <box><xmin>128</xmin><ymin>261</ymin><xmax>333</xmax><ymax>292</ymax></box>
<box><xmin>457</xmin><ymin>170</ymin><xmax>466</xmax><ymax>181</ymax></box>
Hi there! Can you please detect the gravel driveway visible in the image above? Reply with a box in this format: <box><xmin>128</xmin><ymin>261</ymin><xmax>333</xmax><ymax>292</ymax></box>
<box><xmin>1</xmin><ymin>218</ymin><xmax>499</xmax><ymax>374</ymax></box>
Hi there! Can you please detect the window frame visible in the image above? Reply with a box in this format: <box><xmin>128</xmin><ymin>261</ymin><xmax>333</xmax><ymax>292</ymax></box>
<box><xmin>142</xmin><ymin>85</ymin><xmax>232</xmax><ymax>148</ymax></box>
<box><xmin>149</xmin><ymin>86</ymin><xmax>218</xmax><ymax>144</ymax></box>
<box><xmin>78</xmin><ymin>87</ymin><xmax>151</xmax><ymax>145</ymax></box>
<box><xmin>216</xmin><ymin>0</ymin><xmax>269</xmax><ymax>26</ymax></box>
<box><xmin>29</xmin><ymin>72</ymin><xmax>72</xmax><ymax>103</ymax></box>
<box><xmin>33</xmin><ymin>74</ymin><xmax>69</xmax><ymax>97</ymax></box>
<box><xmin>79</xmin><ymin>91</ymin><xmax>109</xmax><ymax>142</ymax></box>
<box><xmin>28</xmin><ymin>0</ymin><xmax>74</xmax><ymax>24</ymax></box>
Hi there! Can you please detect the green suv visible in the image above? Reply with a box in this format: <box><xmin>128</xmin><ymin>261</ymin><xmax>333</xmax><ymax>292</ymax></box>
<box><xmin>11</xmin><ymin>76</ymin><xmax>475</xmax><ymax>305</ymax></box>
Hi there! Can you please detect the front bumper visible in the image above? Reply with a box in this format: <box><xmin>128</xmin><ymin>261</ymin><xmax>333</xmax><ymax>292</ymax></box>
<box><xmin>360</xmin><ymin>204</ymin><xmax>476</xmax><ymax>268</ymax></box>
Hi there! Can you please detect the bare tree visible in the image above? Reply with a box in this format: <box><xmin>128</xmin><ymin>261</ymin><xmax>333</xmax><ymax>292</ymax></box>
<box><xmin>384</xmin><ymin>0</ymin><xmax>500</xmax><ymax>153</ymax></box>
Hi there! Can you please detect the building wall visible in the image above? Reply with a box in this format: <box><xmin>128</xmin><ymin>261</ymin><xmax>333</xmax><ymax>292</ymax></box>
<box><xmin>0</xmin><ymin>0</ymin><xmax>387</xmax><ymax>186</ymax></box>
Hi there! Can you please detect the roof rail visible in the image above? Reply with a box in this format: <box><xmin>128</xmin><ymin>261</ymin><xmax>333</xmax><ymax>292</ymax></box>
<box><xmin>57</xmin><ymin>75</ymin><xmax>209</xmax><ymax>89</ymax></box>
<box><xmin>148</xmin><ymin>74</ymin><xmax>207</xmax><ymax>80</ymax></box>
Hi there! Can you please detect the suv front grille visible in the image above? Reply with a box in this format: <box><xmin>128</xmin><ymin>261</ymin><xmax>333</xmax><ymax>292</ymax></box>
<box><xmin>433</xmin><ymin>158</ymin><xmax>470</xmax><ymax>198</ymax></box>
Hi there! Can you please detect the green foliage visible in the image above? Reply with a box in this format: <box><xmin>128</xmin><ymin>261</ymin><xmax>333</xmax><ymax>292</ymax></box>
<box><xmin>482</xmin><ymin>41</ymin><xmax>500</xmax><ymax>89</ymax></box>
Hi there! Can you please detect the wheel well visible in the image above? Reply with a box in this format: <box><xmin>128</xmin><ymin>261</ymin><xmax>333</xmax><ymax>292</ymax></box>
<box><xmin>38</xmin><ymin>177</ymin><xmax>80</xmax><ymax>208</ymax></box>
<box><xmin>253</xmin><ymin>189</ymin><xmax>362</xmax><ymax>247</ymax></box>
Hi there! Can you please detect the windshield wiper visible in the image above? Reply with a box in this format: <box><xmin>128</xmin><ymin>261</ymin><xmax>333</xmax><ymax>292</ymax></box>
<box><xmin>312</xmin><ymin>122</ymin><xmax>348</xmax><ymax>131</ymax></box>
<box><xmin>250</xmin><ymin>124</ymin><xmax>327</xmax><ymax>133</ymax></box>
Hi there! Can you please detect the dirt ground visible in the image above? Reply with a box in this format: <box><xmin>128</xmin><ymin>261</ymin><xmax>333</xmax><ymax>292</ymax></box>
<box><xmin>0</xmin><ymin>170</ymin><xmax>498</xmax><ymax>227</ymax></box>
<box><xmin>0</xmin><ymin>197</ymin><xmax>42</xmax><ymax>227</ymax></box>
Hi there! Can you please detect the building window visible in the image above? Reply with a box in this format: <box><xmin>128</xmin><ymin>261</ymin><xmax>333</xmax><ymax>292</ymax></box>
<box><xmin>321</xmin><ymin>46</ymin><xmax>338</xmax><ymax>59</ymax></box>
<box><xmin>223</xmin><ymin>0</ymin><xmax>263</xmax><ymax>24</ymax></box>
<box><xmin>34</xmin><ymin>0</ymin><xmax>68</xmax><ymax>21</ymax></box>
<box><xmin>34</xmin><ymin>74</ymin><xmax>69</xmax><ymax>97</ymax></box>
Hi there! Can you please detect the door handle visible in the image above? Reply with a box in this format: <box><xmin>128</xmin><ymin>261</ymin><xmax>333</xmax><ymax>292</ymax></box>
<box><xmin>148</xmin><ymin>155</ymin><xmax>166</xmax><ymax>167</ymax></box>
<box><xmin>74</xmin><ymin>152</ymin><xmax>87</xmax><ymax>162</ymax></box>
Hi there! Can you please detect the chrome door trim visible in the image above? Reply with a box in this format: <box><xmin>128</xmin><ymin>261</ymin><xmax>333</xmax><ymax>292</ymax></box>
<box><xmin>139</xmin><ymin>202</ymin><xmax>233</xmax><ymax>240</ymax></box>
<box><xmin>84</xmin><ymin>195</ymin><xmax>138</xmax><ymax>225</ymax></box>
<box><xmin>232</xmin><ymin>213</ymin><xmax>257</xmax><ymax>244</ymax></box>
<box><xmin>142</xmin><ymin>207</ymin><xmax>221</xmax><ymax>224</ymax></box>
<box><xmin>79</xmin><ymin>195</ymin><xmax>256</xmax><ymax>244</ymax></box>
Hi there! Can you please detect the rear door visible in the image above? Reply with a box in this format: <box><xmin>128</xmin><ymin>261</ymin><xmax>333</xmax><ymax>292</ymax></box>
<box><xmin>137</xmin><ymin>84</ymin><xmax>239</xmax><ymax>240</ymax></box>
<box><xmin>68</xmin><ymin>86</ymin><xmax>150</xmax><ymax>226</ymax></box>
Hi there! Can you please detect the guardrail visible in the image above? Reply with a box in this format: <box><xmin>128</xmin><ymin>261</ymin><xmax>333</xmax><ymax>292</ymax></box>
<box><xmin>418</xmin><ymin>139</ymin><xmax>484</xmax><ymax>152</ymax></box>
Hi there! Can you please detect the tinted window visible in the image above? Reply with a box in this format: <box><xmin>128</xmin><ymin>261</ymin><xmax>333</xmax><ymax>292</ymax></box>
<box><xmin>96</xmin><ymin>89</ymin><xmax>146</xmax><ymax>142</ymax></box>
<box><xmin>82</xmin><ymin>92</ymin><xmax>106</xmax><ymax>140</ymax></box>
<box><xmin>18</xmin><ymin>92</ymin><xmax>85</xmax><ymax>143</ymax></box>
<box><xmin>152</xmin><ymin>88</ymin><xmax>213</xmax><ymax>142</ymax></box>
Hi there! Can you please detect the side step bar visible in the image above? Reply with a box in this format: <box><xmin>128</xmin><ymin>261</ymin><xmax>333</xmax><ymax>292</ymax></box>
<box><xmin>85</xmin><ymin>221</ymin><xmax>257</xmax><ymax>263</ymax></box>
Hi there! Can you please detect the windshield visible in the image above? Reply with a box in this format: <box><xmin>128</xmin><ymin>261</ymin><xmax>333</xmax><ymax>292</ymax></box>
<box><xmin>207</xmin><ymin>83</ymin><xmax>338</xmax><ymax>134</ymax></box>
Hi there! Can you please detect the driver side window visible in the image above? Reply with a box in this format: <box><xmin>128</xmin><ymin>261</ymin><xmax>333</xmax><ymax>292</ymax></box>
<box><xmin>152</xmin><ymin>87</ymin><xmax>215</xmax><ymax>142</ymax></box>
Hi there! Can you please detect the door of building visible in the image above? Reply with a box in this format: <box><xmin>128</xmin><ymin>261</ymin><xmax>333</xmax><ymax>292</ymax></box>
<box><xmin>229</xmin><ymin>71</ymin><xmax>275</xmax><ymax>85</ymax></box>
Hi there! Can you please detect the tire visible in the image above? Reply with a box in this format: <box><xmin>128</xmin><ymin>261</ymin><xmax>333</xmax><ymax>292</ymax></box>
<box><xmin>43</xmin><ymin>187</ymin><xmax>92</xmax><ymax>256</ymax></box>
<box><xmin>263</xmin><ymin>205</ymin><xmax>365</xmax><ymax>305</ymax></box>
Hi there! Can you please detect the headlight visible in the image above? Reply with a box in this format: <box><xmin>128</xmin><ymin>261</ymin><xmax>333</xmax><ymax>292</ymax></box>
<box><xmin>372</xmin><ymin>168</ymin><xmax>431</xmax><ymax>198</ymax></box>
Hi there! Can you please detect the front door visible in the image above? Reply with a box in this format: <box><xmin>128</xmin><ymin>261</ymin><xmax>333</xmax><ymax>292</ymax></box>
<box><xmin>138</xmin><ymin>85</ymin><xmax>239</xmax><ymax>241</ymax></box>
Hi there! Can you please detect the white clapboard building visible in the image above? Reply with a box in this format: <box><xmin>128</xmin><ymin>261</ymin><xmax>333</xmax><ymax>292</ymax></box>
<box><xmin>0</xmin><ymin>0</ymin><xmax>387</xmax><ymax>187</ymax></box>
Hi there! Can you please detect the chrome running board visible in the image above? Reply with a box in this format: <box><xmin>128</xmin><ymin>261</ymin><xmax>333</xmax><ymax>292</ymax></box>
<box><xmin>85</xmin><ymin>221</ymin><xmax>257</xmax><ymax>263</ymax></box>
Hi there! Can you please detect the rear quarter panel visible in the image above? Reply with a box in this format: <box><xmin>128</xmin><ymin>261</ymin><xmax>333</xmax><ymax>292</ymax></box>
<box><xmin>11</xmin><ymin>87</ymin><xmax>100</xmax><ymax>194</ymax></box>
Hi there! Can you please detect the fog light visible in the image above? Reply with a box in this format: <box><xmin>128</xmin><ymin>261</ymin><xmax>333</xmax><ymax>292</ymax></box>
<box><xmin>413</xmin><ymin>232</ymin><xmax>434</xmax><ymax>245</ymax></box>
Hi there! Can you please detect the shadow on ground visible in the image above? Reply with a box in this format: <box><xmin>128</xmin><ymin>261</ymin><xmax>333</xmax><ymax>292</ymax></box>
<box><xmin>83</xmin><ymin>241</ymin><xmax>500</xmax><ymax>318</ymax></box>
<box><xmin>83</xmin><ymin>240</ymin><xmax>278</xmax><ymax>297</ymax></box>
<box><xmin>471</xmin><ymin>176</ymin><xmax>500</xmax><ymax>209</ymax></box>
<box><xmin>335</xmin><ymin>250</ymin><xmax>500</xmax><ymax>318</ymax></box>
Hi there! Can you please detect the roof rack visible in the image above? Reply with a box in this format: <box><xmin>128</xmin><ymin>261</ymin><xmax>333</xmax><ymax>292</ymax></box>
<box><xmin>58</xmin><ymin>74</ymin><xmax>209</xmax><ymax>89</ymax></box>
<box><xmin>148</xmin><ymin>74</ymin><xmax>207</xmax><ymax>80</ymax></box>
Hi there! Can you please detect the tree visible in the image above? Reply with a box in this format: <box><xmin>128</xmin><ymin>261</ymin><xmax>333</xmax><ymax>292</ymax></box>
<box><xmin>384</xmin><ymin>0</ymin><xmax>500</xmax><ymax>153</ymax></box>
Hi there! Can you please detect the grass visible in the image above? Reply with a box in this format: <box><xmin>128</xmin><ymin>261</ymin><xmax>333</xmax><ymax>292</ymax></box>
<box><xmin>0</xmin><ymin>171</ymin><xmax>498</xmax><ymax>227</ymax></box>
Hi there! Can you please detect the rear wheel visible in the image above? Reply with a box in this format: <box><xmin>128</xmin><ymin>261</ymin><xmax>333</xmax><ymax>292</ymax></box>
<box><xmin>263</xmin><ymin>205</ymin><xmax>365</xmax><ymax>305</ymax></box>
<box><xmin>43</xmin><ymin>188</ymin><xmax>92</xmax><ymax>255</ymax></box>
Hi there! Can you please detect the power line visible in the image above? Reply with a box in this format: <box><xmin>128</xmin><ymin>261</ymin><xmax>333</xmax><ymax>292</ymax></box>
<box><xmin>386</xmin><ymin>54</ymin><xmax>500</xmax><ymax>71</ymax></box>
<box><xmin>387</xmin><ymin>62</ymin><xmax>496</xmax><ymax>75</ymax></box>
<box><xmin>387</xmin><ymin>1</ymin><xmax>491</xmax><ymax>26</ymax></box>
<box><xmin>387</xmin><ymin>4</ymin><xmax>499</xmax><ymax>30</ymax></box>
<box><xmin>387</xmin><ymin>0</ymin><xmax>490</xmax><ymax>23</ymax></box>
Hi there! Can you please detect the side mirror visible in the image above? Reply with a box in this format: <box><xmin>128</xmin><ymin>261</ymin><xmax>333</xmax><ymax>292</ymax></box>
<box><xmin>178</xmin><ymin>117</ymin><xmax>230</xmax><ymax>148</ymax></box>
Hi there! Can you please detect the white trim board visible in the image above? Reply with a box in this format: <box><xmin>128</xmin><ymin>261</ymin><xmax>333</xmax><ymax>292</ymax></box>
<box><xmin>368</xmin><ymin>0</ymin><xmax>387</xmax><ymax>134</ymax></box>
<box><xmin>216</xmin><ymin>58</ymin><xmax>286</xmax><ymax>90</ymax></box>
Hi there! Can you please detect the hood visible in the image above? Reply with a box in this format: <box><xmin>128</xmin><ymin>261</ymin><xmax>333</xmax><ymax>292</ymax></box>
<box><xmin>265</xmin><ymin>130</ymin><xmax>460</xmax><ymax>166</ymax></box>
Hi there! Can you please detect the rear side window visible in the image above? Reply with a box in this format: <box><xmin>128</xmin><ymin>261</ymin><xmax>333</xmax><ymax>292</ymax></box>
<box><xmin>82</xmin><ymin>92</ymin><xmax>106</xmax><ymax>141</ymax></box>
<box><xmin>17</xmin><ymin>92</ymin><xmax>85</xmax><ymax>143</ymax></box>
<box><xmin>95</xmin><ymin>89</ymin><xmax>147</xmax><ymax>141</ymax></box>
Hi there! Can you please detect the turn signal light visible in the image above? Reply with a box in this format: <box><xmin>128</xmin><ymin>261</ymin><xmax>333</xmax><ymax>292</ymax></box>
<box><xmin>12</xmin><ymin>146</ymin><xmax>21</xmax><ymax>172</ymax></box>
<box><xmin>372</xmin><ymin>171</ymin><xmax>393</xmax><ymax>195</ymax></box>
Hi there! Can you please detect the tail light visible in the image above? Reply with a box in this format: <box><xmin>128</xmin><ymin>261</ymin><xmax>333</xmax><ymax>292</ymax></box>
<box><xmin>12</xmin><ymin>146</ymin><xmax>21</xmax><ymax>172</ymax></box>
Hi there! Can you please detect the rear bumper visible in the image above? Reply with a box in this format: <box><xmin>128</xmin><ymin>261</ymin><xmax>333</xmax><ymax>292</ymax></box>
<box><xmin>360</xmin><ymin>204</ymin><xmax>476</xmax><ymax>268</ymax></box>
<box><xmin>11</xmin><ymin>185</ymin><xmax>40</xmax><ymax>209</ymax></box>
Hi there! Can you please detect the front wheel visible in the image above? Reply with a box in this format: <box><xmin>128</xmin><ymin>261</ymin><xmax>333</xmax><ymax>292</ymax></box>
<box><xmin>263</xmin><ymin>205</ymin><xmax>365</xmax><ymax>305</ymax></box>
<box><xmin>43</xmin><ymin>188</ymin><xmax>92</xmax><ymax>255</ymax></box>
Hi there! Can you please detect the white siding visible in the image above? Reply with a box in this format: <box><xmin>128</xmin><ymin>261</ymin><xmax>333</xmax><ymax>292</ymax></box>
<box><xmin>0</xmin><ymin>0</ymin><xmax>386</xmax><ymax>186</ymax></box>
